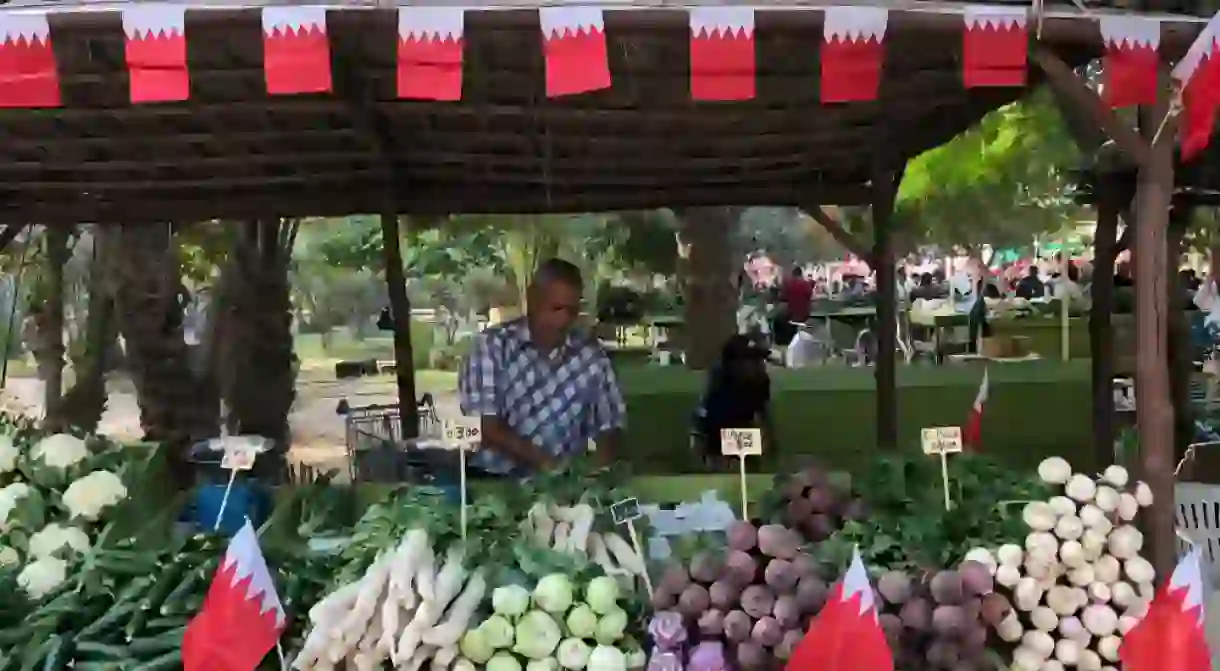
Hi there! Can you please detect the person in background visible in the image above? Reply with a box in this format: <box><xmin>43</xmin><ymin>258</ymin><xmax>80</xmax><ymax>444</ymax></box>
<box><xmin>910</xmin><ymin>273</ymin><xmax>938</xmax><ymax>301</ymax></box>
<box><xmin>1015</xmin><ymin>265</ymin><xmax>1046</xmax><ymax>300</ymax></box>
<box><xmin>690</xmin><ymin>335</ymin><xmax>775</xmax><ymax>469</ymax></box>
<box><xmin>458</xmin><ymin>258</ymin><xmax>625</xmax><ymax>475</ymax></box>
<box><xmin>775</xmin><ymin>265</ymin><xmax>813</xmax><ymax>346</ymax></box>
<box><xmin>1114</xmin><ymin>262</ymin><xmax>1135</xmax><ymax>288</ymax></box>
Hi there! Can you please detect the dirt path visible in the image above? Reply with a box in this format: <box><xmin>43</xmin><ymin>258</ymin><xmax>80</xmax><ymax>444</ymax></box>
<box><xmin>0</xmin><ymin>372</ymin><xmax>461</xmax><ymax>473</ymax></box>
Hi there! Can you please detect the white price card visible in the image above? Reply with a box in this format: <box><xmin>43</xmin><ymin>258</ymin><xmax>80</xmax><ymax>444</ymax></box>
<box><xmin>921</xmin><ymin>427</ymin><xmax>964</xmax><ymax>455</ymax></box>
<box><xmin>610</xmin><ymin>497</ymin><xmax>642</xmax><ymax>525</ymax></box>
<box><xmin>443</xmin><ymin>419</ymin><xmax>482</xmax><ymax>449</ymax></box>
<box><xmin>720</xmin><ymin>428</ymin><xmax>763</xmax><ymax>456</ymax></box>
<box><xmin>221</xmin><ymin>445</ymin><xmax>257</xmax><ymax>471</ymax></box>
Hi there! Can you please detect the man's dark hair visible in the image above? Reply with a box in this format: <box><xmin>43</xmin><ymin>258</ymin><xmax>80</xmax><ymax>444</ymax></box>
<box><xmin>791</xmin><ymin>266</ymin><xmax>803</xmax><ymax>276</ymax></box>
<box><xmin>532</xmin><ymin>258</ymin><xmax>584</xmax><ymax>291</ymax></box>
<box><xmin>1027</xmin><ymin>266</ymin><xmax>1039</xmax><ymax>277</ymax></box>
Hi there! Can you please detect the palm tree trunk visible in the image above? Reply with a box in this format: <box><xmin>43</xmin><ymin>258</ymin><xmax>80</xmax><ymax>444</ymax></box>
<box><xmin>675</xmin><ymin>208</ymin><xmax>740</xmax><ymax>369</ymax></box>
<box><xmin>49</xmin><ymin>232</ymin><xmax>115</xmax><ymax>434</ymax></box>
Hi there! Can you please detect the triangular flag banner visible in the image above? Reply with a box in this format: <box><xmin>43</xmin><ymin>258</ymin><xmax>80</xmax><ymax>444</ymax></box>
<box><xmin>398</xmin><ymin>7</ymin><xmax>465</xmax><ymax>101</ymax></box>
<box><xmin>1100</xmin><ymin>16</ymin><xmax>1161</xmax><ymax>108</ymax></box>
<box><xmin>1120</xmin><ymin>548</ymin><xmax>1212</xmax><ymax>671</ymax></box>
<box><xmin>786</xmin><ymin>547</ymin><xmax>894</xmax><ymax>671</ymax></box>
<box><xmin>689</xmin><ymin>7</ymin><xmax>756</xmax><ymax>101</ymax></box>
<box><xmin>0</xmin><ymin>13</ymin><xmax>59</xmax><ymax>108</ymax></box>
<box><xmin>262</xmin><ymin>6</ymin><xmax>332</xmax><ymax>95</ymax></box>
<box><xmin>963</xmin><ymin>368</ymin><xmax>989</xmax><ymax>450</ymax></box>
<box><xmin>183</xmin><ymin>520</ymin><xmax>286</xmax><ymax>671</ymax></box>
<box><xmin>123</xmin><ymin>5</ymin><xmax>189</xmax><ymax>103</ymax></box>
<box><xmin>539</xmin><ymin>7</ymin><xmax>610</xmax><ymax>97</ymax></box>
<box><xmin>821</xmin><ymin>7</ymin><xmax>888</xmax><ymax>103</ymax></box>
<box><xmin>961</xmin><ymin>6</ymin><xmax>1028</xmax><ymax>88</ymax></box>
<box><xmin>1172</xmin><ymin>11</ymin><xmax>1220</xmax><ymax>161</ymax></box>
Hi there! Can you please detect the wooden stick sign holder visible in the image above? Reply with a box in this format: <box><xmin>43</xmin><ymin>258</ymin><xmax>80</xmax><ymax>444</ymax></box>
<box><xmin>720</xmin><ymin>427</ymin><xmax>763</xmax><ymax>520</ymax></box>
<box><xmin>443</xmin><ymin>417</ymin><xmax>482</xmax><ymax>540</ymax></box>
<box><xmin>610</xmin><ymin>497</ymin><xmax>654</xmax><ymax>598</ymax></box>
<box><xmin>921</xmin><ymin>426</ymin><xmax>963</xmax><ymax>511</ymax></box>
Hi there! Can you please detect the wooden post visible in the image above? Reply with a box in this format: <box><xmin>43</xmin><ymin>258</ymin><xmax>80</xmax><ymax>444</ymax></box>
<box><xmin>380</xmin><ymin>209</ymin><xmax>420</xmax><ymax>440</ymax></box>
<box><xmin>872</xmin><ymin>166</ymin><xmax>900</xmax><ymax>450</ymax></box>
<box><xmin>1167</xmin><ymin>206</ymin><xmax>1195</xmax><ymax>473</ymax></box>
<box><xmin>1133</xmin><ymin>99</ymin><xmax>1177</xmax><ymax>579</ymax></box>
<box><xmin>1090</xmin><ymin>178</ymin><xmax>1120</xmax><ymax>468</ymax></box>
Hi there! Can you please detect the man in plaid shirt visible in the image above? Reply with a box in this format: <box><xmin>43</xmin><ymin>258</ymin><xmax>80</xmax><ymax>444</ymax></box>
<box><xmin>459</xmin><ymin>259</ymin><xmax>626</xmax><ymax>474</ymax></box>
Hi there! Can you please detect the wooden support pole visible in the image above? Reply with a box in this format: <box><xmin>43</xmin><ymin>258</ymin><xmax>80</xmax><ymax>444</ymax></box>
<box><xmin>1133</xmin><ymin>93</ymin><xmax>1177</xmax><ymax>580</ymax></box>
<box><xmin>380</xmin><ymin>209</ymin><xmax>420</xmax><ymax>440</ymax></box>
<box><xmin>872</xmin><ymin>167</ymin><xmax>901</xmax><ymax>450</ymax></box>
<box><xmin>1091</xmin><ymin>179</ymin><xmax>1120</xmax><ymax>468</ymax></box>
<box><xmin>0</xmin><ymin>225</ymin><xmax>21</xmax><ymax>255</ymax></box>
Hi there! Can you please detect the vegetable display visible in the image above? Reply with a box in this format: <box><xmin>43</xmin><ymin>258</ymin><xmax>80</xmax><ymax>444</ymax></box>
<box><xmin>647</xmin><ymin>520</ymin><xmax>826</xmax><ymax>669</ymax></box>
<box><xmin>973</xmin><ymin>458</ymin><xmax>1155</xmax><ymax>671</ymax></box>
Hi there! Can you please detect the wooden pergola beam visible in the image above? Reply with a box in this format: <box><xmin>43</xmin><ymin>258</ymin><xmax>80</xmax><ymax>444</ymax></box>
<box><xmin>0</xmin><ymin>225</ymin><xmax>22</xmax><ymax>255</ymax></box>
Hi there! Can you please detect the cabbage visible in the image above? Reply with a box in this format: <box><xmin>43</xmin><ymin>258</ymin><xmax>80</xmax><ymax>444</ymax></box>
<box><xmin>587</xmin><ymin>645</ymin><xmax>627</xmax><ymax>671</ymax></box>
<box><xmin>557</xmin><ymin>638</ymin><xmax>592</xmax><ymax>670</ymax></box>
<box><xmin>594</xmin><ymin>607</ymin><xmax>628</xmax><ymax>645</ymax></box>
<box><xmin>513</xmin><ymin>611</ymin><xmax>563</xmax><ymax>660</ymax></box>
<box><xmin>625</xmin><ymin>646</ymin><xmax>646</xmax><ymax>670</ymax></box>
<box><xmin>534</xmin><ymin>574</ymin><xmax>575</xmax><ymax>614</ymax></box>
<box><xmin>566</xmin><ymin>604</ymin><xmax>598</xmax><ymax>638</ymax></box>
<box><xmin>527</xmin><ymin>659</ymin><xmax>560</xmax><ymax>671</ymax></box>
<box><xmin>494</xmin><ymin>584</ymin><xmax>532</xmax><ymax>617</ymax></box>
<box><xmin>585</xmin><ymin>576</ymin><xmax>620</xmax><ymax>615</ymax></box>
<box><xmin>482</xmin><ymin>615</ymin><xmax>516</xmax><ymax>650</ymax></box>
<box><xmin>489</xmin><ymin>653</ymin><xmax>524</xmax><ymax>671</ymax></box>
<box><xmin>460</xmin><ymin>628</ymin><xmax>495</xmax><ymax>664</ymax></box>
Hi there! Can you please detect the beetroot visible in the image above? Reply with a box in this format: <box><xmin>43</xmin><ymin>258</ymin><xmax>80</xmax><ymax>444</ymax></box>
<box><xmin>658</xmin><ymin>564</ymin><xmax>692</xmax><ymax>595</ymax></box>
<box><xmin>791</xmin><ymin>553</ymin><xmax>820</xmax><ymax>579</ymax></box>
<box><xmin>929</xmin><ymin>570</ymin><xmax>965</xmax><ymax>605</ymax></box>
<box><xmin>839</xmin><ymin>498</ymin><xmax>868</xmax><ymax>521</ymax></box>
<box><xmin>899</xmin><ymin>598</ymin><xmax>932</xmax><ymax>632</ymax></box>
<box><xmin>734</xmin><ymin>642</ymin><xmax>767</xmax><ymax>670</ymax></box>
<box><xmin>877</xmin><ymin>571</ymin><xmax>913</xmax><ymax>605</ymax></box>
<box><xmin>697</xmin><ymin>609</ymin><xmax>725</xmax><ymax>637</ymax></box>
<box><xmin>678</xmin><ymin>584</ymin><xmax>712</xmax><ymax>617</ymax></box>
<box><xmin>772</xmin><ymin>595</ymin><xmax>800</xmax><ymax>628</ymax></box>
<box><xmin>980</xmin><ymin>593</ymin><xmax>1012</xmax><ymax>626</ymax></box>
<box><xmin>763</xmin><ymin>558</ymin><xmax>798</xmax><ymax>593</ymax></box>
<box><xmin>805</xmin><ymin>487</ymin><xmax>834</xmax><ymax>513</ymax></box>
<box><xmin>727</xmin><ymin>521</ymin><xmax>758</xmax><ymax>552</ymax></box>
<box><xmin>931</xmin><ymin>605</ymin><xmax>966</xmax><ymax>635</ymax></box>
<box><xmin>785</xmin><ymin>497</ymin><xmax>816</xmax><ymax>523</ymax></box>
<box><xmin>757</xmin><ymin>525</ymin><xmax>799</xmax><ymax>559</ymax></box>
<box><xmin>724</xmin><ymin>551</ymin><xmax>758</xmax><ymax>586</ymax></box>
<box><xmin>722</xmin><ymin>610</ymin><xmax>753</xmax><ymax>642</ymax></box>
<box><xmin>740</xmin><ymin>585</ymin><xmax>776</xmax><ymax>619</ymax></box>
<box><xmin>690</xmin><ymin>551</ymin><xmax>724</xmax><ymax>584</ymax></box>
<box><xmin>878</xmin><ymin>613</ymin><xmax>902</xmax><ymax>646</ymax></box>
<box><xmin>650</xmin><ymin>589</ymin><xmax>678</xmax><ymax>611</ymax></box>
<box><xmin>794</xmin><ymin>576</ymin><xmax>828</xmax><ymax>613</ymax></box>
<box><xmin>959</xmin><ymin>561</ymin><xmax>994</xmax><ymax>597</ymax></box>
<box><xmin>751</xmin><ymin>617</ymin><xmax>784</xmax><ymax>647</ymax></box>
<box><xmin>799</xmin><ymin>515</ymin><xmax>834</xmax><ymax>541</ymax></box>
<box><xmin>709</xmin><ymin>580</ymin><xmax>741</xmax><ymax>609</ymax></box>
<box><xmin>775</xmin><ymin>630</ymin><xmax>803</xmax><ymax>660</ymax></box>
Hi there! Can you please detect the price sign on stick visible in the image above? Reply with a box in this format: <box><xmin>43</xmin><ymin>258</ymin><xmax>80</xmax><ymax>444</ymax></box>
<box><xmin>921</xmin><ymin>427</ymin><xmax>963</xmax><ymax>511</ymax></box>
<box><xmin>721</xmin><ymin>427</ymin><xmax>762</xmax><ymax>520</ymax></box>
<box><xmin>444</xmin><ymin>418</ymin><xmax>482</xmax><ymax>541</ymax></box>
<box><xmin>220</xmin><ymin>445</ymin><xmax>256</xmax><ymax>471</ymax></box>
<box><xmin>611</xmin><ymin>497</ymin><xmax>654</xmax><ymax>597</ymax></box>
<box><xmin>214</xmin><ymin>436</ymin><xmax>265</xmax><ymax>532</ymax></box>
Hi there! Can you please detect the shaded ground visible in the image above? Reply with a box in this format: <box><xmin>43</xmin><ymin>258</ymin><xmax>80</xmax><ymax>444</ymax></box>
<box><xmin>0</xmin><ymin>364</ymin><xmax>461</xmax><ymax>475</ymax></box>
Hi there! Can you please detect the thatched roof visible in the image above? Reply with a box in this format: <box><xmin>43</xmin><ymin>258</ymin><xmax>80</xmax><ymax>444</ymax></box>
<box><xmin>0</xmin><ymin>1</ymin><xmax>1208</xmax><ymax>222</ymax></box>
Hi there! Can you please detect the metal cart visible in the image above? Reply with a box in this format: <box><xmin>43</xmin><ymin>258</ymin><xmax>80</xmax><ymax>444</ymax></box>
<box><xmin>336</xmin><ymin>394</ymin><xmax>469</xmax><ymax>484</ymax></box>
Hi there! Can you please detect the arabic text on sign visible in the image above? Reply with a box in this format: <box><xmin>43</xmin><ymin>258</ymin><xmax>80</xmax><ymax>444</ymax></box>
<box><xmin>720</xmin><ymin>427</ymin><xmax>763</xmax><ymax>456</ymax></box>
<box><xmin>921</xmin><ymin>427</ymin><xmax>963</xmax><ymax>455</ymax></box>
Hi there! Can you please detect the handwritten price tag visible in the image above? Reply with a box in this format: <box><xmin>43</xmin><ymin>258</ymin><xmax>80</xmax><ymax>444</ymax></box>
<box><xmin>921</xmin><ymin>427</ymin><xmax>963</xmax><ymax>455</ymax></box>
<box><xmin>221</xmin><ymin>446</ymin><xmax>257</xmax><ymax>471</ymax></box>
<box><xmin>720</xmin><ymin>428</ymin><xmax>763</xmax><ymax>457</ymax></box>
<box><xmin>611</xmin><ymin>497</ymin><xmax>642</xmax><ymax>525</ymax></box>
<box><xmin>443</xmin><ymin>419</ymin><xmax>482</xmax><ymax>449</ymax></box>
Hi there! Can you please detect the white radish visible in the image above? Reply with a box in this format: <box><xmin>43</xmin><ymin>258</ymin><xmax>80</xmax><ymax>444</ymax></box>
<box><xmin>552</xmin><ymin>521</ymin><xmax>571</xmax><ymax>552</ymax></box>
<box><xmin>1093</xmin><ymin>556</ymin><xmax>1121</xmax><ymax>584</ymax></box>
<box><xmin>1046</xmin><ymin>585</ymin><xmax>1079</xmax><ymax>616</ymax></box>
<box><xmin>1066</xmin><ymin>474</ymin><xmax>1097</xmax><ymax>502</ymax></box>
<box><xmin>1027</xmin><ymin>532</ymin><xmax>1058</xmax><ymax>556</ymax></box>
<box><xmin>530</xmin><ymin>503</ymin><xmax>556</xmax><ymax>545</ymax></box>
<box><xmin>1054</xmin><ymin>637</ymin><xmax>1081</xmax><ymax>665</ymax></box>
<box><xmin>1088</xmin><ymin>582</ymin><xmax>1112</xmax><ymax>604</ymax></box>
<box><xmin>391</xmin><ymin>529</ymin><xmax>430</xmax><ymax>607</ymax></box>
<box><xmin>1081</xmin><ymin>604</ymin><xmax>1119</xmax><ymax>636</ymax></box>
<box><xmin>423</xmin><ymin>571</ymin><xmax>489</xmax><ymax>648</ymax></box>
<box><xmin>1055</xmin><ymin>514</ymin><xmax>1084</xmax><ymax>541</ymax></box>
<box><xmin>1124</xmin><ymin>556</ymin><xmax>1155</xmax><ymax>585</ymax></box>
<box><xmin>415</xmin><ymin>544</ymin><xmax>437</xmax><ymax>603</ymax></box>
<box><xmin>1048</xmin><ymin>496</ymin><xmax>1077</xmax><ymax>517</ymax></box>
<box><xmin>1013</xmin><ymin>646</ymin><xmax>1044</xmax><ymax>671</ymax></box>
<box><xmin>309</xmin><ymin>581</ymin><xmax>362</xmax><ymax>624</ymax></box>
<box><xmin>1038</xmin><ymin>457</ymin><xmax>1072</xmax><ymax>484</ymax></box>
<box><xmin>565</xmin><ymin>504</ymin><xmax>595</xmax><ymax>556</ymax></box>
<box><xmin>1077</xmin><ymin>648</ymin><xmax>1103</xmax><ymax>671</ymax></box>
<box><xmin>432</xmin><ymin>546</ymin><xmax>470</xmax><ymax>611</ymax></box>
<box><xmin>588</xmin><ymin>533</ymin><xmax>622</xmax><ymax>575</ymax></box>
<box><xmin>1117</xmin><ymin>493</ymin><xmax>1139</xmax><ymax>521</ymax></box>
<box><xmin>1030</xmin><ymin>606</ymin><xmax>1058</xmax><ymax>631</ymax></box>
<box><xmin>1118</xmin><ymin>614</ymin><xmax>1140</xmax><ymax>634</ymax></box>
<box><xmin>1134</xmin><ymin>481</ymin><xmax>1153</xmax><ymax>507</ymax></box>
<box><xmin>998</xmin><ymin>544</ymin><xmax>1024</xmax><ymax>566</ymax></box>
<box><xmin>1060</xmin><ymin>540</ymin><xmax>1087</xmax><ymax>568</ymax></box>
<box><xmin>1097</xmin><ymin>635</ymin><xmax>1122</xmax><ymax>662</ymax></box>
<box><xmin>1015</xmin><ymin>578</ymin><xmax>1043</xmax><ymax>612</ymax></box>
<box><xmin>1094</xmin><ymin>486</ymin><xmax>1120</xmax><ymax>513</ymax></box>
<box><xmin>432</xmin><ymin>645</ymin><xmax>459</xmax><ymax>671</ymax></box>
<box><xmin>1024</xmin><ymin>502</ymin><xmax>1058</xmax><ymax>531</ymax></box>
<box><xmin>1058</xmin><ymin>616</ymin><xmax>1084</xmax><ymax>639</ymax></box>
<box><xmin>603</xmin><ymin>531</ymin><xmax>645</xmax><ymax>575</ymax></box>
<box><xmin>1102</xmin><ymin>465</ymin><xmax>1129</xmax><ymax>487</ymax></box>
<box><xmin>1108</xmin><ymin>525</ymin><xmax>1144</xmax><ymax>559</ymax></box>
<box><xmin>397</xmin><ymin>601</ymin><xmax>442</xmax><ymax>662</ymax></box>
<box><xmin>1068</xmin><ymin>564</ymin><xmax>1095</xmax><ymax>586</ymax></box>
<box><xmin>1078</xmin><ymin>505</ymin><xmax>1110</xmax><ymax>532</ymax></box>
<box><xmin>1081</xmin><ymin>531</ymin><xmax>1107</xmax><ymax>562</ymax></box>
<box><xmin>380</xmin><ymin>585</ymin><xmax>402</xmax><ymax>660</ymax></box>
<box><xmin>998</xmin><ymin>612</ymin><xmax>1024</xmax><ymax>642</ymax></box>
<box><xmin>405</xmin><ymin>646</ymin><xmax>437</xmax><ymax>671</ymax></box>
<box><xmin>1110</xmin><ymin>581</ymin><xmax>1136</xmax><ymax>607</ymax></box>
<box><xmin>1022</xmin><ymin>631</ymin><xmax>1055</xmax><ymax>659</ymax></box>
<box><xmin>997</xmin><ymin>564</ymin><xmax>1022</xmax><ymax>588</ymax></box>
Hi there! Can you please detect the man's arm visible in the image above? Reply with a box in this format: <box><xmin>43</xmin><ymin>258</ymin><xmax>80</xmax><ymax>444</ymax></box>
<box><xmin>459</xmin><ymin>333</ymin><xmax>555</xmax><ymax>470</ymax></box>
<box><xmin>590</xmin><ymin>354</ymin><xmax>627</xmax><ymax>463</ymax></box>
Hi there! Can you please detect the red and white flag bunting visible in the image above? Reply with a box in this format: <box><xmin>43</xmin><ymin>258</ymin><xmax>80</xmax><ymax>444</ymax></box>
<box><xmin>689</xmin><ymin>7</ymin><xmax>755</xmax><ymax>101</ymax></box>
<box><xmin>821</xmin><ymin>6</ymin><xmax>888</xmax><ymax>103</ymax></box>
<box><xmin>0</xmin><ymin>12</ymin><xmax>58</xmax><ymax>108</ymax></box>
<box><xmin>262</xmin><ymin>6</ymin><xmax>331</xmax><ymax>95</ymax></box>
<box><xmin>398</xmin><ymin>7</ymin><xmax>465</xmax><ymax>101</ymax></box>
<box><xmin>1172</xmin><ymin>10</ymin><xmax>1220</xmax><ymax>161</ymax></box>
<box><xmin>1100</xmin><ymin>16</ymin><xmax>1160</xmax><ymax>108</ymax></box>
<box><xmin>539</xmin><ymin>7</ymin><xmax>610</xmax><ymax>98</ymax></box>
<box><xmin>123</xmin><ymin>5</ymin><xmax>189</xmax><ymax>104</ymax></box>
<box><xmin>962</xmin><ymin>6</ymin><xmax>1028</xmax><ymax>88</ymax></box>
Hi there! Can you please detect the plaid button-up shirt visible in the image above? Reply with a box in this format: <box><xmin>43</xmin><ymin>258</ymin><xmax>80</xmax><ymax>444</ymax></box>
<box><xmin>458</xmin><ymin>318</ymin><xmax>626</xmax><ymax>474</ymax></box>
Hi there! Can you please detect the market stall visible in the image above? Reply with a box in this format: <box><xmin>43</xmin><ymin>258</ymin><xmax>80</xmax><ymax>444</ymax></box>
<box><xmin>0</xmin><ymin>411</ymin><xmax>1175</xmax><ymax>670</ymax></box>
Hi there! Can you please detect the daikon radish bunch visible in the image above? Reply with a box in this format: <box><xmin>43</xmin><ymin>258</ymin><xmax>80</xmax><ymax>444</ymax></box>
<box><xmin>291</xmin><ymin>527</ymin><xmax>488</xmax><ymax>671</ymax></box>
<box><xmin>971</xmin><ymin>459</ymin><xmax>1155</xmax><ymax>671</ymax></box>
<box><xmin>456</xmin><ymin>574</ymin><xmax>646</xmax><ymax>671</ymax></box>
<box><xmin>521</xmin><ymin>502</ymin><xmax>646</xmax><ymax>587</ymax></box>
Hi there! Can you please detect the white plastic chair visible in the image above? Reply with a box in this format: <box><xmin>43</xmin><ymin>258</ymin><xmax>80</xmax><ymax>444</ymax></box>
<box><xmin>1175</xmin><ymin>481</ymin><xmax>1220</xmax><ymax>581</ymax></box>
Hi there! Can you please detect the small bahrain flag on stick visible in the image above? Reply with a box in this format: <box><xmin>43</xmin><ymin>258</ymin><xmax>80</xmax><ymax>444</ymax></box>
<box><xmin>963</xmin><ymin>368</ymin><xmax>989</xmax><ymax>451</ymax></box>
<box><xmin>1121</xmin><ymin>547</ymin><xmax>1212</xmax><ymax>671</ymax></box>
<box><xmin>786</xmin><ymin>546</ymin><xmax>894</xmax><ymax>671</ymax></box>
<box><xmin>183</xmin><ymin>520</ymin><xmax>286</xmax><ymax>671</ymax></box>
